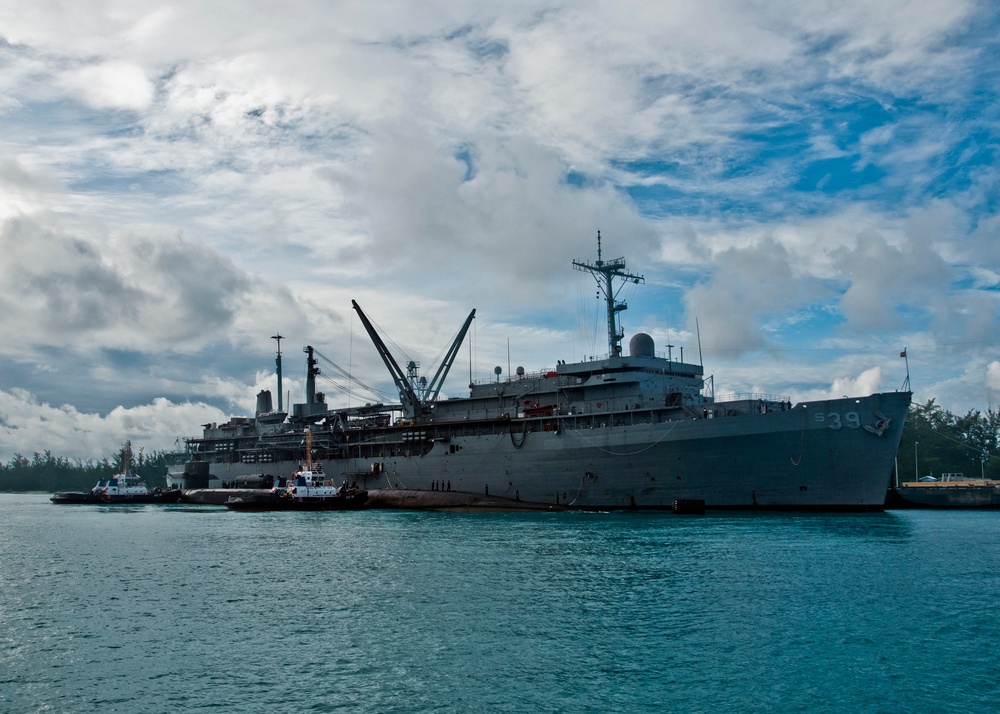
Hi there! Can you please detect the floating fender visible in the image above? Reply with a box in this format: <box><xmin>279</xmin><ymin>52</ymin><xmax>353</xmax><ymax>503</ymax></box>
<box><xmin>233</xmin><ymin>474</ymin><xmax>274</xmax><ymax>489</ymax></box>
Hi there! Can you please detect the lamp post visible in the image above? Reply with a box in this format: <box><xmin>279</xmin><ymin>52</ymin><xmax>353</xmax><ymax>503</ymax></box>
<box><xmin>914</xmin><ymin>442</ymin><xmax>919</xmax><ymax>481</ymax></box>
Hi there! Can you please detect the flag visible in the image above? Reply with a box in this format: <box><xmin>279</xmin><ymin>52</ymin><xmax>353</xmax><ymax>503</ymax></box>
<box><xmin>900</xmin><ymin>349</ymin><xmax>907</xmax><ymax>358</ymax></box>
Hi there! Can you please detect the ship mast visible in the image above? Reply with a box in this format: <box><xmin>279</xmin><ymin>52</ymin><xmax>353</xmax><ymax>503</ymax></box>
<box><xmin>572</xmin><ymin>231</ymin><xmax>644</xmax><ymax>358</ymax></box>
<box><xmin>272</xmin><ymin>334</ymin><xmax>284</xmax><ymax>412</ymax></box>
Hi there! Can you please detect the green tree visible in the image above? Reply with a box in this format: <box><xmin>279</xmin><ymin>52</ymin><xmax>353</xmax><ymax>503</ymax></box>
<box><xmin>897</xmin><ymin>400</ymin><xmax>1000</xmax><ymax>483</ymax></box>
<box><xmin>0</xmin><ymin>445</ymin><xmax>184</xmax><ymax>492</ymax></box>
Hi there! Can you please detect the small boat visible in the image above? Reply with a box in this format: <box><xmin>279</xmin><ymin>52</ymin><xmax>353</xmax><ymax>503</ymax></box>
<box><xmin>51</xmin><ymin>472</ymin><xmax>184</xmax><ymax>504</ymax></box>
<box><xmin>226</xmin><ymin>462</ymin><xmax>368</xmax><ymax>511</ymax></box>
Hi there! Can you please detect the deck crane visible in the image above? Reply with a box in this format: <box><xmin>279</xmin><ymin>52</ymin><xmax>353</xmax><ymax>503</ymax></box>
<box><xmin>351</xmin><ymin>300</ymin><xmax>476</xmax><ymax>420</ymax></box>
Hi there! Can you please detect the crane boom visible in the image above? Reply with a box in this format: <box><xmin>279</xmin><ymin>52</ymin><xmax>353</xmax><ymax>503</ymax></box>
<box><xmin>352</xmin><ymin>301</ymin><xmax>477</xmax><ymax>420</ymax></box>
<box><xmin>423</xmin><ymin>309</ymin><xmax>476</xmax><ymax>403</ymax></box>
<box><xmin>351</xmin><ymin>300</ymin><xmax>421</xmax><ymax>418</ymax></box>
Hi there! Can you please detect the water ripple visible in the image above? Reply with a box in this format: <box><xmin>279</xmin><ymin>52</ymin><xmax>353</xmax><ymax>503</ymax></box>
<box><xmin>1</xmin><ymin>496</ymin><xmax>998</xmax><ymax>713</ymax></box>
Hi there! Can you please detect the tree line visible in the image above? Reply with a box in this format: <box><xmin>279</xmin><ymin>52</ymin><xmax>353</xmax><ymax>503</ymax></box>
<box><xmin>0</xmin><ymin>444</ymin><xmax>184</xmax><ymax>493</ymax></box>
<box><xmin>895</xmin><ymin>400</ymin><xmax>1000</xmax><ymax>483</ymax></box>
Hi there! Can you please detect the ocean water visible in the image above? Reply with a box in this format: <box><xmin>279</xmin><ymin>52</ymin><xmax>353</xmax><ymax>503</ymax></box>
<box><xmin>1</xmin><ymin>494</ymin><xmax>998</xmax><ymax>713</ymax></box>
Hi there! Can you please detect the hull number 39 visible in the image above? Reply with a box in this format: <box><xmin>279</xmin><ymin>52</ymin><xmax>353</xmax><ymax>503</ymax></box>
<box><xmin>815</xmin><ymin>412</ymin><xmax>862</xmax><ymax>429</ymax></box>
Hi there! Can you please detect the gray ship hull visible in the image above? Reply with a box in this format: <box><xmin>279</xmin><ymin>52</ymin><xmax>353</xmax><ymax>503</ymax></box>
<box><xmin>184</xmin><ymin>391</ymin><xmax>908</xmax><ymax>510</ymax></box>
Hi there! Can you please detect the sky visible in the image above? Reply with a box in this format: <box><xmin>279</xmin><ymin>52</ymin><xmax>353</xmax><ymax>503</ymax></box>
<box><xmin>1</xmin><ymin>0</ymin><xmax>999</xmax><ymax>462</ymax></box>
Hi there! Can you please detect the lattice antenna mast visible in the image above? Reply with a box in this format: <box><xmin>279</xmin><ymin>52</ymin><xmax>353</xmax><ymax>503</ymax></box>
<box><xmin>572</xmin><ymin>231</ymin><xmax>644</xmax><ymax>357</ymax></box>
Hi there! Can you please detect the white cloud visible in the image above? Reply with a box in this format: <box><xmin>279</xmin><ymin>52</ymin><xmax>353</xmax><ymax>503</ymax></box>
<box><xmin>0</xmin><ymin>0</ymin><xmax>996</xmax><ymax>461</ymax></box>
<box><xmin>826</xmin><ymin>366</ymin><xmax>884</xmax><ymax>401</ymax></box>
<box><xmin>987</xmin><ymin>361</ymin><xmax>1000</xmax><ymax>393</ymax></box>
<box><xmin>0</xmin><ymin>388</ymin><xmax>226</xmax><ymax>463</ymax></box>
<box><xmin>59</xmin><ymin>61</ymin><xmax>154</xmax><ymax>111</ymax></box>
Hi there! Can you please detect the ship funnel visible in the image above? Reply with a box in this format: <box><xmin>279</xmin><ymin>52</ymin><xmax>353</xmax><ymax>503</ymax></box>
<box><xmin>256</xmin><ymin>389</ymin><xmax>274</xmax><ymax>416</ymax></box>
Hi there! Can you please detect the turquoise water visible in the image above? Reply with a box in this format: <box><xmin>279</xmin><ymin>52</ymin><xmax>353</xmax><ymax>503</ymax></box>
<box><xmin>1</xmin><ymin>494</ymin><xmax>998</xmax><ymax>713</ymax></box>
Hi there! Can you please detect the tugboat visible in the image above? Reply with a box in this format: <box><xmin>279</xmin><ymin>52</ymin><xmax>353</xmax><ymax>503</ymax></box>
<box><xmin>51</xmin><ymin>472</ymin><xmax>184</xmax><ymax>504</ymax></box>
<box><xmin>51</xmin><ymin>441</ymin><xmax>184</xmax><ymax>504</ymax></box>
<box><xmin>225</xmin><ymin>465</ymin><xmax>368</xmax><ymax>511</ymax></box>
<box><xmin>225</xmin><ymin>434</ymin><xmax>368</xmax><ymax>511</ymax></box>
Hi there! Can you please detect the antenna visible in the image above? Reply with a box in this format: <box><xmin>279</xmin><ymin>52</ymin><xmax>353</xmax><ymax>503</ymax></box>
<box><xmin>696</xmin><ymin>318</ymin><xmax>703</xmax><ymax>366</ymax></box>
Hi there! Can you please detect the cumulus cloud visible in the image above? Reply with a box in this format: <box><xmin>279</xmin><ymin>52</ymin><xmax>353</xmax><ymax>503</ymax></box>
<box><xmin>0</xmin><ymin>214</ymin><xmax>318</xmax><ymax>353</ymax></box>
<box><xmin>0</xmin><ymin>0</ymin><xmax>997</xmax><ymax>460</ymax></box>
<box><xmin>987</xmin><ymin>362</ymin><xmax>1000</xmax><ymax>392</ymax></box>
<box><xmin>347</xmin><ymin>126</ymin><xmax>655</xmax><ymax>299</ymax></box>
<box><xmin>0</xmin><ymin>388</ymin><xmax>226</xmax><ymax>463</ymax></box>
<box><xmin>834</xmin><ymin>230</ymin><xmax>951</xmax><ymax>330</ymax></box>
<box><xmin>58</xmin><ymin>61</ymin><xmax>154</xmax><ymax>111</ymax></box>
<box><xmin>683</xmin><ymin>236</ymin><xmax>813</xmax><ymax>353</ymax></box>
<box><xmin>825</xmin><ymin>367</ymin><xmax>885</xmax><ymax>401</ymax></box>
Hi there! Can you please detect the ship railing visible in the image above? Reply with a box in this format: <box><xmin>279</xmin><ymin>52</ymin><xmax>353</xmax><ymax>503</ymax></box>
<box><xmin>470</xmin><ymin>367</ymin><xmax>561</xmax><ymax>386</ymax></box>
<box><xmin>714</xmin><ymin>392</ymin><xmax>790</xmax><ymax>404</ymax></box>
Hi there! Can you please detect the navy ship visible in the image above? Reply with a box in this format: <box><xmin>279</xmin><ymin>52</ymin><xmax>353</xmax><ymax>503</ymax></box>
<box><xmin>171</xmin><ymin>234</ymin><xmax>910</xmax><ymax>510</ymax></box>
